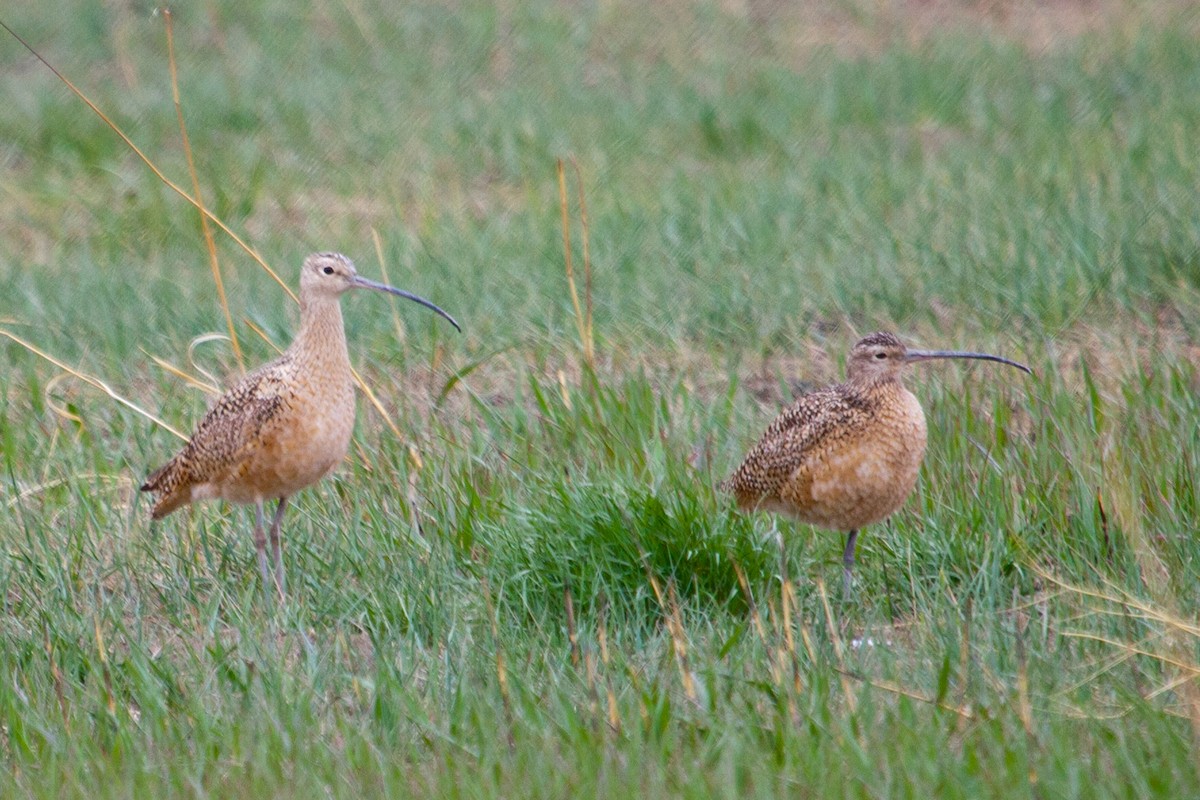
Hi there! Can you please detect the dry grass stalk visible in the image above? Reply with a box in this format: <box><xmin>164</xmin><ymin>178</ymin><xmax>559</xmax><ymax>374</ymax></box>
<box><xmin>371</xmin><ymin>228</ymin><xmax>409</xmax><ymax>345</ymax></box>
<box><xmin>143</xmin><ymin>352</ymin><xmax>220</xmax><ymax>396</ymax></box>
<box><xmin>643</xmin><ymin>567</ymin><xmax>698</xmax><ymax>705</ymax></box>
<box><xmin>0</xmin><ymin>21</ymin><xmax>294</xmax><ymax>301</ymax></box>
<box><xmin>733</xmin><ymin>562</ymin><xmax>780</xmax><ymax>685</ymax></box>
<box><xmin>781</xmin><ymin>578</ymin><xmax>805</xmax><ymax>697</ymax></box>
<box><xmin>405</xmin><ymin>444</ymin><xmax>425</xmax><ymax>542</ymax></box>
<box><xmin>1013</xmin><ymin>615</ymin><xmax>1040</xmax><ymax>790</ymax></box>
<box><xmin>1</xmin><ymin>328</ymin><xmax>186</xmax><ymax>440</ymax></box>
<box><xmin>597</xmin><ymin>600</ymin><xmax>621</xmax><ymax>733</ymax></box>
<box><xmin>163</xmin><ymin>9</ymin><xmax>243</xmax><ymax>372</ymax></box>
<box><xmin>816</xmin><ymin>580</ymin><xmax>858</xmax><ymax>714</ymax></box>
<box><xmin>564</xmin><ymin>582</ymin><xmax>581</xmax><ymax>668</ymax></box>
<box><xmin>570</xmin><ymin>157</ymin><xmax>594</xmax><ymax>363</ymax></box>
<box><xmin>43</xmin><ymin>626</ymin><xmax>69</xmax><ymax>729</ymax></box>
<box><xmin>93</xmin><ymin>613</ymin><xmax>116</xmax><ymax>717</ymax></box>
<box><xmin>833</xmin><ymin>669</ymin><xmax>974</xmax><ymax>720</ymax></box>
<box><xmin>556</xmin><ymin>159</ymin><xmax>594</xmax><ymax>368</ymax></box>
<box><xmin>1037</xmin><ymin>567</ymin><xmax>1200</xmax><ymax>736</ymax></box>
<box><xmin>6</xmin><ymin>473</ymin><xmax>133</xmax><ymax>510</ymax></box>
<box><xmin>480</xmin><ymin>579</ymin><xmax>515</xmax><ymax>747</ymax></box>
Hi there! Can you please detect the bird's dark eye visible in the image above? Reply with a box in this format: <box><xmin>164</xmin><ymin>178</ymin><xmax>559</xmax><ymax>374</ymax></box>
<box><xmin>322</xmin><ymin>266</ymin><xmax>334</xmax><ymax>275</ymax></box>
<box><xmin>874</xmin><ymin>352</ymin><xmax>887</xmax><ymax>359</ymax></box>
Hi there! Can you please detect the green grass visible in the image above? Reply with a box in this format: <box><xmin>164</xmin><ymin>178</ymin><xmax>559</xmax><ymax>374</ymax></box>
<box><xmin>3</xmin><ymin>0</ymin><xmax>1200</xmax><ymax>796</ymax></box>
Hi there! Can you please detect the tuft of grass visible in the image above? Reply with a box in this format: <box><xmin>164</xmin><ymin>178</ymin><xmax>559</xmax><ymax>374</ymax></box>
<box><xmin>487</xmin><ymin>477</ymin><xmax>772</xmax><ymax>623</ymax></box>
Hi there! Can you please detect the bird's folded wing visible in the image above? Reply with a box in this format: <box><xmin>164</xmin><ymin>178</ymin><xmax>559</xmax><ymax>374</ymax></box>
<box><xmin>726</xmin><ymin>387</ymin><xmax>861</xmax><ymax>500</ymax></box>
<box><xmin>144</xmin><ymin>363</ymin><xmax>292</xmax><ymax>491</ymax></box>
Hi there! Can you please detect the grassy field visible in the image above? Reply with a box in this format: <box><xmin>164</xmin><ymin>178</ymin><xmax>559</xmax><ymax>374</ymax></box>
<box><xmin>3</xmin><ymin>0</ymin><xmax>1200</xmax><ymax>795</ymax></box>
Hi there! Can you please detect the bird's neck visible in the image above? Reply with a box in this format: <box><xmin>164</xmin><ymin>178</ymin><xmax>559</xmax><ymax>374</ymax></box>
<box><xmin>290</xmin><ymin>295</ymin><xmax>351</xmax><ymax>372</ymax></box>
<box><xmin>846</xmin><ymin>373</ymin><xmax>906</xmax><ymax>401</ymax></box>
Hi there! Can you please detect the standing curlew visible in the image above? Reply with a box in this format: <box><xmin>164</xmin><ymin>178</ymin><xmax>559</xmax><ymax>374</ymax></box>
<box><xmin>140</xmin><ymin>252</ymin><xmax>460</xmax><ymax>599</ymax></box>
<box><xmin>722</xmin><ymin>332</ymin><xmax>1030</xmax><ymax>598</ymax></box>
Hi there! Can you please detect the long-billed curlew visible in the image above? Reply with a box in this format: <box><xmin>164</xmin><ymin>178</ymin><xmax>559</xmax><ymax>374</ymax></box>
<box><xmin>141</xmin><ymin>252</ymin><xmax>460</xmax><ymax>599</ymax></box>
<box><xmin>722</xmin><ymin>332</ymin><xmax>1030</xmax><ymax>597</ymax></box>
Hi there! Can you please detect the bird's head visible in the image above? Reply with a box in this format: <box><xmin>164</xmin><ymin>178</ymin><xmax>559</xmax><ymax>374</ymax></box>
<box><xmin>846</xmin><ymin>331</ymin><xmax>1031</xmax><ymax>383</ymax></box>
<box><xmin>300</xmin><ymin>252</ymin><xmax>359</xmax><ymax>298</ymax></box>
<box><xmin>298</xmin><ymin>252</ymin><xmax>460</xmax><ymax>331</ymax></box>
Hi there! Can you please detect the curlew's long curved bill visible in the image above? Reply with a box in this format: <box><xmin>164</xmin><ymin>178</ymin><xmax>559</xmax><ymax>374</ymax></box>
<box><xmin>905</xmin><ymin>349</ymin><xmax>1032</xmax><ymax>375</ymax></box>
<box><xmin>352</xmin><ymin>275</ymin><xmax>461</xmax><ymax>332</ymax></box>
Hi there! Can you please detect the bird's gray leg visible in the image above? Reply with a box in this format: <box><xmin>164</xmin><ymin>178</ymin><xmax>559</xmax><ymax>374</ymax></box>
<box><xmin>269</xmin><ymin>496</ymin><xmax>289</xmax><ymax>600</ymax></box>
<box><xmin>842</xmin><ymin>529</ymin><xmax>859</xmax><ymax>600</ymax></box>
<box><xmin>254</xmin><ymin>501</ymin><xmax>272</xmax><ymax>603</ymax></box>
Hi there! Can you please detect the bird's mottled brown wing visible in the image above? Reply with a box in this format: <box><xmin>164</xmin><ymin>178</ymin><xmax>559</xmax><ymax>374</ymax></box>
<box><xmin>722</xmin><ymin>384</ymin><xmax>867</xmax><ymax>506</ymax></box>
<box><xmin>141</xmin><ymin>357</ymin><xmax>295</xmax><ymax>517</ymax></box>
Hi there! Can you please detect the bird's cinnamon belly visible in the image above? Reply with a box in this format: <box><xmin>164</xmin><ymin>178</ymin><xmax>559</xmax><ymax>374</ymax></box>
<box><xmin>214</xmin><ymin>398</ymin><xmax>355</xmax><ymax>504</ymax></box>
<box><xmin>770</xmin><ymin>442</ymin><xmax>923</xmax><ymax>530</ymax></box>
<box><xmin>767</xmin><ymin>393</ymin><xmax>928</xmax><ymax>531</ymax></box>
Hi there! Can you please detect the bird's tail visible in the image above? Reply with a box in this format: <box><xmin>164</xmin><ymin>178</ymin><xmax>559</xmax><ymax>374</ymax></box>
<box><xmin>140</xmin><ymin>462</ymin><xmax>188</xmax><ymax>519</ymax></box>
<box><xmin>146</xmin><ymin>490</ymin><xmax>189</xmax><ymax>520</ymax></box>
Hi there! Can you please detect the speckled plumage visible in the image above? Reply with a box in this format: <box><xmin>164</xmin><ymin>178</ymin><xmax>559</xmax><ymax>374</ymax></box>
<box><xmin>725</xmin><ymin>372</ymin><xmax>927</xmax><ymax>531</ymax></box>
<box><xmin>141</xmin><ymin>294</ymin><xmax>355</xmax><ymax>519</ymax></box>
<box><xmin>723</xmin><ymin>331</ymin><xmax>1030</xmax><ymax>596</ymax></box>
<box><xmin>141</xmin><ymin>252</ymin><xmax>459</xmax><ymax>599</ymax></box>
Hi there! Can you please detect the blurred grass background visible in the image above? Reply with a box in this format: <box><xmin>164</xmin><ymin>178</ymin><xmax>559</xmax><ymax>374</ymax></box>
<box><xmin>2</xmin><ymin>0</ymin><xmax>1200</xmax><ymax>796</ymax></box>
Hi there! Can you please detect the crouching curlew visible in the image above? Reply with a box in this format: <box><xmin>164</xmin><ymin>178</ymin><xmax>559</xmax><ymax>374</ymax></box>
<box><xmin>722</xmin><ymin>332</ymin><xmax>1030</xmax><ymax>598</ymax></box>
